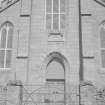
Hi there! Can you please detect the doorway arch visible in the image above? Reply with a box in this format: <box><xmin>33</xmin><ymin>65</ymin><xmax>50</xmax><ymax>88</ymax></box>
<box><xmin>43</xmin><ymin>52</ymin><xmax>69</xmax><ymax>105</ymax></box>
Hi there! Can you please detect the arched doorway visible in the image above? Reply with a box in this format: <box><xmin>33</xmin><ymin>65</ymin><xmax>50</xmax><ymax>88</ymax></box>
<box><xmin>44</xmin><ymin>52</ymin><xmax>69</xmax><ymax>105</ymax></box>
<box><xmin>46</xmin><ymin>57</ymin><xmax>65</xmax><ymax>80</ymax></box>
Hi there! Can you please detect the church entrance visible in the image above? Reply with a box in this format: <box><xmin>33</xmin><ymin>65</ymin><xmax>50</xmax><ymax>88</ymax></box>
<box><xmin>21</xmin><ymin>52</ymin><xmax>69</xmax><ymax>105</ymax></box>
<box><xmin>45</xmin><ymin>57</ymin><xmax>65</xmax><ymax>105</ymax></box>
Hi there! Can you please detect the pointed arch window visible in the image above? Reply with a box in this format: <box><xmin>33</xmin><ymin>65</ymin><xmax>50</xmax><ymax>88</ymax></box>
<box><xmin>0</xmin><ymin>22</ymin><xmax>14</xmax><ymax>69</ymax></box>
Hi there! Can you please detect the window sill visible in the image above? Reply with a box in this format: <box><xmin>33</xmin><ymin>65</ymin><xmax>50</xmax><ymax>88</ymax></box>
<box><xmin>0</xmin><ymin>68</ymin><xmax>11</xmax><ymax>71</ymax></box>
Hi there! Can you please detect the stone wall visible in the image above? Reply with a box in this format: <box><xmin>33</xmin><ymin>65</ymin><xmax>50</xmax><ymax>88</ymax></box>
<box><xmin>0</xmin><ymin>81</ymin><xmax>105</xmax><ymax>105</ymax></box>
<box><xmin>0</xmin><ymin>80</ymin><xmax>22</xmax><ymax>105</ymax></box>
<box><xmin>0</xmin><ymin>86</ymin><xmax>7</xmax><ymax>105</ymax></box>
<box><xmin>80</xmin><ymin>81</ymin><xmax>105</xmax><ymax>105</ymax></box>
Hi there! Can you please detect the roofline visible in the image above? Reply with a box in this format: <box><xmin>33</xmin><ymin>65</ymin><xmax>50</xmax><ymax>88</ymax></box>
<box><xmin>0</xmin><ymin>0</ymin><xmax>20</xmax><ymax>13</ymax></box>
<box><xmin>94</xmin><ymin>0</ymin><xmax>105</xmax><ymax>8</ymax></box>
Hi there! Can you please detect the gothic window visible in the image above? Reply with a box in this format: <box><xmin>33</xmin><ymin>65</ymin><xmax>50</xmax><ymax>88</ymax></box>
<box><xmin>0</xmin><ymin>22</ymin><xmax>13</xmax><ymax>69</ymax></box>
<box><xmin>46</xmin><ymin>0</ymin><xmax>65</xmax><ymax>31</ymax></box>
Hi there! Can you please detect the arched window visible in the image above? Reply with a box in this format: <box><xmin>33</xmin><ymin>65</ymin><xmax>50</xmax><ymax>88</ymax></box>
<box><xmin>0</xmin><ymin>22</ymin><xmax>14</xmax><ymax>69</ymax></box>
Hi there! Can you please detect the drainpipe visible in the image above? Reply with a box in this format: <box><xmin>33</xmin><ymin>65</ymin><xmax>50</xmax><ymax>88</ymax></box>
<box><xmin>78</xmin><ymin>0</ymin><xmax>83</xmax><ymax>82</ymax></box>
<box><xmin>78</xmin><ymin>0</ymin><xmax>83</xmax><ymax>104</ymax></box>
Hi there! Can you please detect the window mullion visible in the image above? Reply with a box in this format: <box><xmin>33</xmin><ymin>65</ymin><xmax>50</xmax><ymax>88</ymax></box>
<box><xmin>59</xmin><ymin>0</ymin><xmax>60</xmax><ymax>31</ymax></box>
<box><xmin>0</xmin><ymin>28</ymin><xmax>2</xmax><ymax>48</ymax></box>
<box><xmin>4</xmin><ymin>24</ymin><xmax>9</xmax><ymax>68</ymax></box>
<box><xmin>51</xmin><ymin>0</ymin><xmax>53</xmax><ymax>30</ymax></box>
<box><xmin>45</xmin><ymin>0</ymin><xmax>47</xmax><ymax>30</ymax></box>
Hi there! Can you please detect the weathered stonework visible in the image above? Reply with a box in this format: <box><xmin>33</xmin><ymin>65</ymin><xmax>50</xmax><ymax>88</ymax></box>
<box><xmin>0</xmin><ymin>0</ymin><xmax>105</xmax><ymax>105</ymax></box>
<box><xmin>6</xmin><ymin>80</ymin><xmax>22</xmax><ymax>105</ymax></box>
<box><xmin>80</xmin><ymin>81</ymin><xmax>105</xmax><ymax>105</ymax></box>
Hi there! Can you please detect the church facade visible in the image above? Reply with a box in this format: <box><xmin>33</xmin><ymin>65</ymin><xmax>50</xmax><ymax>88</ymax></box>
<box><xmin>0</xmin><ymin>0</ymin><xmax>105</xmax><ymax>105</ymax></box>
